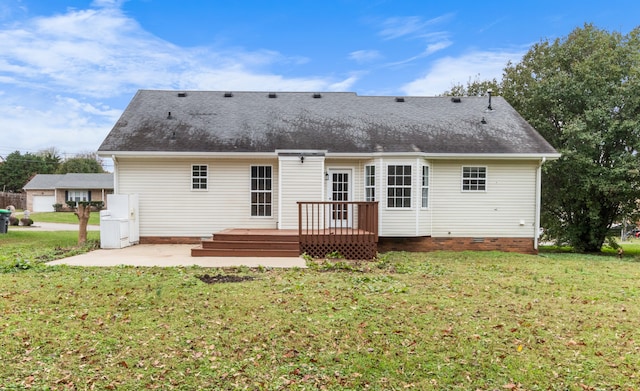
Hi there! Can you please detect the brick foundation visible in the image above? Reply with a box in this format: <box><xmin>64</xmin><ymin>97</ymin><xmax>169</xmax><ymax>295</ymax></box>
<box><xmin>377</xmin><ymin>236</ymin><xmax>537</xmax><ymax>255</ymax></box>
<box><xmin>140</xmin><ymin>236</ymin><xmax>203</xmax><ymax>245</ymax></box>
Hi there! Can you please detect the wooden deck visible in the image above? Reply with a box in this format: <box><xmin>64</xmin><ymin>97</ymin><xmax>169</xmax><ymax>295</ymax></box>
<box><xmin>191</xmin><ymin>201</ymin><xmax>379</xmax><ymax>260</ymax></box>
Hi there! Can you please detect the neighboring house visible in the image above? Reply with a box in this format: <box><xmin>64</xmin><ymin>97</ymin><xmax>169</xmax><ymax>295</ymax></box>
<box><xmin>23</xmin><ymin>173</ymin><xmax>114</xmax><ymax>212</ymax></box>
<box><xmin>97</xmin><ymin>90</ymin><xmax>559</xmax><ymax>255</ymax></box>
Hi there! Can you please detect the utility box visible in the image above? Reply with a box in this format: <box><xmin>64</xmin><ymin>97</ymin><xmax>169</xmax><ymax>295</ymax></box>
<box><xmin>99</xmin><ymin>194</ymin><xmax>139</xmax><ymax>249</ymax></box>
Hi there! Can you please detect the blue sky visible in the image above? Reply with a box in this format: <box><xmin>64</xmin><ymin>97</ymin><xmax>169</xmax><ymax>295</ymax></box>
<box><xmin>0</xmin><ymin>0</ymin><xmax>638</xmax><ymax>169</ymax></box>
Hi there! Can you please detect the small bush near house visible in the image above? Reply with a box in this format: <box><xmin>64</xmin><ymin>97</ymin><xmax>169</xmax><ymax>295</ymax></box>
<box><xmin>53</xmin><ymin>203</ymin><xmax>63</xmax><ymax>212</ymax></box>
<box><xmin>20</xmin><ymin>218</ymin><xmax>33</xmax><ymax>226</ymax></box>
<box><xmin>8</xmin><ymin>216</ymin><xmax>19</xmax><ymax>226</ymax></box>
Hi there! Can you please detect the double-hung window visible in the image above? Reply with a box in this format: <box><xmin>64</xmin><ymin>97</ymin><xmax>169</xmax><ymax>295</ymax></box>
<box><xmin>67</xmin><ymin>190</ymin><xmax>89</xmax><ymax>202</ymax></box>
<box><xmin>462</xmin><ymin>166</ymin><xmax>487</xmax><ymax>191</ymax></box>
<box><xmin>251</xmin><ymin>165</ymin><xmax>272</xmax><ymax>217</ymax></box>
<box><xmin>387</xmin><ymin>165</ymin><xmax>411</xmax><ymax>208</ymax></box>
<box><xmin>421</xmin><ymin>166</ymin><xmax>429</xmax><ymax>208</ymax></box>
<box><xmin>365</xmin><ymin>165</ymin><xmax>375</xmax><ymax>201</ymax></box>
<box><xmin>192</xmin><ymin>165</ymin><xmax>208</xmax><ymax>190</ymax></box>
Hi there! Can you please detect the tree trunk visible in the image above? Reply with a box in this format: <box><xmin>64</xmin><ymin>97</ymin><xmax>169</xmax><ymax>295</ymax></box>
<box><xmin>75</xmin><ymin>203</ymin><xmax>91</xmax><ymax>245</ymax></box>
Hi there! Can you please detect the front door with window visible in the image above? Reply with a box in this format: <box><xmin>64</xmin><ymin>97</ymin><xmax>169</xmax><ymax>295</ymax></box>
<box><xmin>327</xmin><ymin>169</ymin><xmax>352</xmax><ymax>228</ymax></box>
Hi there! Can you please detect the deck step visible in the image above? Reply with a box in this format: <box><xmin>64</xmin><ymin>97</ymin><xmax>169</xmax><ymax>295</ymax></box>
<box><xmin>212</xmin><ymin>234</ymin><xmax>299</xmax><ymax>243</ymax></box>
<box><xmin>191</xmin><ymin>247</ymin><xmax>300</xmax><ymax>257</ymax></box>
<box><xmin>192</xmin><ymin>229</ymin><xmax>301</xmax><ymax>257</ymax></box>
<box><xmin>201</xmin><ymin>239</ymin><xmax>299</xmax><ymax>250</ymax></box>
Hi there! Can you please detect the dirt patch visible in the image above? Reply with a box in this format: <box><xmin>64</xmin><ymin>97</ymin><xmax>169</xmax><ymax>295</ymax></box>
<box><xmin>197</xmin><ymin>274</ymin><xmax>256</xmax><ymax>284</ymax></box>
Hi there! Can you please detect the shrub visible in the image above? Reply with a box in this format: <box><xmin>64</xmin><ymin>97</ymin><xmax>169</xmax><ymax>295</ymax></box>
<box><xmin>9</xmin><ymin>216</ymin><xmax>19</xmax><ymax>226</ymax></box>
<box><xmin>20</xmin><ymin>218</ymin><xmax>34</xmax><ymax>226</ymax></box>
<box><xmin>53</xmin><ymin>203</ymin><xmax>64</xmax><ymax>212</ymax></box>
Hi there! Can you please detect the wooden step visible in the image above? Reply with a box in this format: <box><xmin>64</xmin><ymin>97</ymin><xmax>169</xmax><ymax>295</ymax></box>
<box><xmin>201</xmin><ymin>239</ymin><xmax>299</xmax><ymax>250</ymax></box>
<box><xmin>191</xmin><ymin>247</ymin><xmax>300</xmax><ymax>257</ymax></box>
<box><xmin>192</xmin><ymin>228</ymin><xmax>301</xmax><ymax>258</ymax></box>
<box><xmin>212</xmin><ymin>234</ymin><xmax>299</xmax><ymax>243</ymax></box>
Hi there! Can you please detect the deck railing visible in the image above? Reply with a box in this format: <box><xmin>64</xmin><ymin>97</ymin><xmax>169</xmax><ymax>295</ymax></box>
<box><xmin>297</xmin><ymin>201</ymin><xmax>378</xmax><ymax>259</ymax></box>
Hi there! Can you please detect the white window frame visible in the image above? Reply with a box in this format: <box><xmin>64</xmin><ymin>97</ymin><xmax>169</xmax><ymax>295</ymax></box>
<box><xmin>462</xmin><ymin>166</ymin><xmax>487</xmax><ymax>192</ymax></box>
<box><xmin>250</xmin><ymin>165</ymin><xmax>273</xmax><ymax>217</ymax></box>
<box><xmin>421</xmin><ymin>165</ymin><xmax>429</xmax><ymax>208</ymax></box>
<box><xmin>387</xmin><ymin>164</ymin><xmax>412</xmax><ymax>208</ymax></box>
<box><xmin>365</xmin><ymin>165</ymin><xmax>376</xmax><ymax>202</ymax></box>
<box><xmin>192</xmin><ymin>164</ymin><xmax>208</xmax><ymax>191</ymax></box>
<box><xmin>67</xmin><ymin>190</ymin><xmax>89</xmax><ymax>202</ymax></box>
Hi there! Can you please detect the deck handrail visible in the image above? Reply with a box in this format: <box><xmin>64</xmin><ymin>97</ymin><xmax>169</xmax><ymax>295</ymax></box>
<box><xmin>297</xmin><ymin>201</ymin><xmax>379</xmax><ymax>244</ymax></box>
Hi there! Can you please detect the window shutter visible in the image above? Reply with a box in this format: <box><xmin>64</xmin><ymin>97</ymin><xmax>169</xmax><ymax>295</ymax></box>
<box><xmin>65</xmin><ymin>191</ymin><xmax>68</xmax><ymax>201</ymax></box>
<box><xmin>88</xmin><ymin>191</ymin><xmax>92</xmax><ymax>201</ymax></box>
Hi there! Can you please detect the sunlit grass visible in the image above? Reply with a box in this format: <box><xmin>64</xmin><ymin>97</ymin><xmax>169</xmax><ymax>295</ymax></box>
<box><xmin>0</xmin><ymin>246</ymin><xmax>638</xmax><ymax>389</ymax></box>
<box><xmin>22</xmin><ymin>211</ymin><xmax>100</xmax><ymax>225</ymax></box>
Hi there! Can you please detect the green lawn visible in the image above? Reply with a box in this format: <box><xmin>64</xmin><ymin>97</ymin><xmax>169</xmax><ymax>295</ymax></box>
<box><xmin>22</xmin><ymin>211</ymin><xmax>101</xmax><ymax>225</ymax></box>
<box><xmin>0</xmin><ymin>232</ymin><xmax>639</xmax><ymax>390</ymax></box>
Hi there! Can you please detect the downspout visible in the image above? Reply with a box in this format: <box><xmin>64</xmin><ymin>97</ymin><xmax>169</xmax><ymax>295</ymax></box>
<box><xmin>111</xmin><ymin>155</ymin><xmax>118</xmax><ymax>195</ymax></box>
<box><xmin>534</xmin><ymin>157</ymin><xmax>546</xmax><ymax>250</ymax></box>
<box><xmin>415</xmin><ymin>158</ymin><xmax>420</xmax><ymax>236</ymax></box>
<box><xmin>277</xmin><ymin>157</ymin><xmax>282</xmax><ymax>230</ymax></box>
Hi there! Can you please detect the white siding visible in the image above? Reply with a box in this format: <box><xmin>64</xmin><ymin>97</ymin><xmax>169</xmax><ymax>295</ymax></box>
<box><xmin>116</xmin><ymin>157</ymin><xmax>278</xmax><ymax>237</ymax></box>
<box><xmin>113</xmin><ymin>156</ymin><xmax>539</xmax><ymax>239</ymax></box>
<box><xmin>278</xmin><ymin>156</ymin><xmax>324</xmax><ymax>229</ymax></box>
<box><xmin>430</xmin><ymin>160</ymin><xmax>538</xmax><ymax>238</ymax></box>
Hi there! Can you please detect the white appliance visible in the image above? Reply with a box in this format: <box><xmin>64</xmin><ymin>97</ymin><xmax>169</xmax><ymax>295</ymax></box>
<box><xmin>100</xmin><ymin>194</ymin><xmax>140</xmax><ymax>249</ymax></box>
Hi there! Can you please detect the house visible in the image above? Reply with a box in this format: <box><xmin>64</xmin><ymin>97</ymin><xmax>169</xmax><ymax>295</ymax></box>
<box><xmin>23</xmin><ymin>173</ymin><xmax>114</xmax><ymax>212</ymax></box>
<box><xmin>97</xmin><ymin>90</ymin><xmax>559</xmax><ymax>257</ymax></box>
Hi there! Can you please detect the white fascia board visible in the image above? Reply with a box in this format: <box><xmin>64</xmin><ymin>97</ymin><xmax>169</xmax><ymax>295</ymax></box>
<box><xmin>325</xmin><ymin>152</ymin><xmax>562</xmax><ymax>160</ymax></box>
<box><xmin>99</xmin><ymin>150</ymin><xmax>561</xmax><ymax>161</ymax></box>
<box><xmin>424</xmin><ymin>153</ymin><xmax>561</xmax><ymax>160</ymax></box>
<box><xmin>275</xmin><ymin>149</ymin><xmax>327</xmax><ymax>156</ymax></box>
<box><xmin>97</xmin><ymin>151</ymin><xmax>278</xmax><ymax>159</ymax></box>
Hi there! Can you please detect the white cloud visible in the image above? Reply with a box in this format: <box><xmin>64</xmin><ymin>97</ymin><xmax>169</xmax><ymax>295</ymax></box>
<box><xmin>378</xmin><ymin>14</ymin><xmax>453</xmax><ymax>40</ymax></box>
<box><xmin>386</xmin><ymin>40</ymin><xmax>452</xmax><ymax>67</ymax></box>
<box><xmin>401</xmin><ymin>49</ymin><xmax>526</xmax><ymax>96</ymax></box>
<box><xmin>0</xmin><ymin>6</ymin><xmax>341</xmax><ymax>99</ymax></box>
<box><xmin>0</xmin><ymin>95</ymin><xmax>119</xmax><ymax>156</ymax></box>
<box><xmin>349</xmin><ymin>50</ymin><xmax>382</xmax><ymax>64</ymax></box>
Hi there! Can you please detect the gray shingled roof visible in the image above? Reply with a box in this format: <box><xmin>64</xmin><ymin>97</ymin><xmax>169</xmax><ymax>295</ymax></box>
<box><xmin>23</xmin><ymin>173</ymin><xmax>114</xmax><ymax>190</ymax></box>
<box><xmin>98</xmin><ymin>90</ymin><xmax>558</xmax><ymax>155</ymax></box>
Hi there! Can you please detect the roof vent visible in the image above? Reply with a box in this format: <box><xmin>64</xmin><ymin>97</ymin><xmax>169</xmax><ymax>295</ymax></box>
<box><xmin>177</xmin><ymin>92</ymin><xmax>187</xmax><ymax>97</ymax></box>
<box><xmin>451</xmin><ymin>97</ymin><xmax>462</xmax><ymax>103</ymax></box>
<box><xmin>481</xmin><ymin>117</ymin><xmax>487</xmax><ymax>124</ymax></box>
<box><xmin>167</xmin><ymin>111</ymin><xmax>173</xmax><ymax>119</ymax></box>
<box><xmin>223</xmin><ymin>92</ymin><xmax>233</xmax><ymax>98</ymax></box>
<box><xmin>487</xmin><ymin>89</ymin><xmax>493</xmax><ymax>111</ymax></box>
<box><xmin>395</xmin><ymin>97</ymin><xmax>405</xmax><ymax>102</ymax></box>
<box><xmin>313</xmin><ymin>93</ymin><xmax>322</xmax><ymax>99</ymax></box>
<box><xmin>268</xmin><ymin>92</ymin><xmax>277</xmax><ymax>98</ymax></box>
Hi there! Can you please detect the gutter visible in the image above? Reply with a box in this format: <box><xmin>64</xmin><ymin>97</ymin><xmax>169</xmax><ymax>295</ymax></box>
<box><xmin>534</xmin><ymin>157</ymin><xmax>547</xmax><ymax>250</ymax></box>
<box><xmin>111</xmin><ymin>155</ymin><xmax>118</xmax><ymax>194</ymax></box>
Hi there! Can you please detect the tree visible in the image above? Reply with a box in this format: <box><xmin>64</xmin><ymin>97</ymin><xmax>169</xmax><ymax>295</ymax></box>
<box><xmin>37</xmin><ymin>147</ymin><xmax>62</xmax><ymax>173</ymax></box>
<box><xmin>442</xmin><ymin>75</ymin><xmax>502</xmax><ymax>97</ymax></box>
<box><xmin>0</xmin><ymin>151</ymin><xmax>49</xmax><ymax>192</ymax></box>
<box><xmin>57</xmin><ymin>153</ymin><xmax>105</xmax><ymax>174</ymax></box>
<box><xmin>502</xmin><ymin>24</ymin><xmax>640</xmax><ymax>251</ymax></box>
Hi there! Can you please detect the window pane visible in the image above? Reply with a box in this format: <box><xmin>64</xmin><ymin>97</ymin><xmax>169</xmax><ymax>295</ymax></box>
<box><xmin>251</xmin><ymin>165</ymin><xmax>272</xmax><ymax>216</ymax></box>
<box><xmin>462</xmin><ymin>166</ymin><xmax>486</xmax><ymax>191</ymax></box>
<box><xmin>387</xmin><ymin>165</ymin><xmax>411</xmax><ymax>208</ymax></box>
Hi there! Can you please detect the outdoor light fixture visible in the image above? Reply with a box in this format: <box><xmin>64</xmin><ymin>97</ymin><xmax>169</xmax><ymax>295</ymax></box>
<box><xmin>300</xmin><ymin>156</ymin><xmax>304</xmax><ymax>163</ymax></box>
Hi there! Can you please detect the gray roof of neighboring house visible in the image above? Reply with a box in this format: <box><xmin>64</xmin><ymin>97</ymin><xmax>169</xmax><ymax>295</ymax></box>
<box><xmin>98</xmin><ymin>90</ymin><xmax>558</xmax><ymax>155</ymax></box>
<box><xmin>23</xmin><ymin>173</ymin><xmax>114</xmax><ymax>190</ymax></box>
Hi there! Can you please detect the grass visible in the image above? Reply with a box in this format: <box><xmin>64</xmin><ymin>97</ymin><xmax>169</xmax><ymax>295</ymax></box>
<box><xmin>0</xmin><ymin>234</ymin><xmax>639</xmax><ymax>389</ymax></box>
<box><xmin>19</xmin><ymin>211</ymin><xmax>101</xmax><ymax>225</ymax></box>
